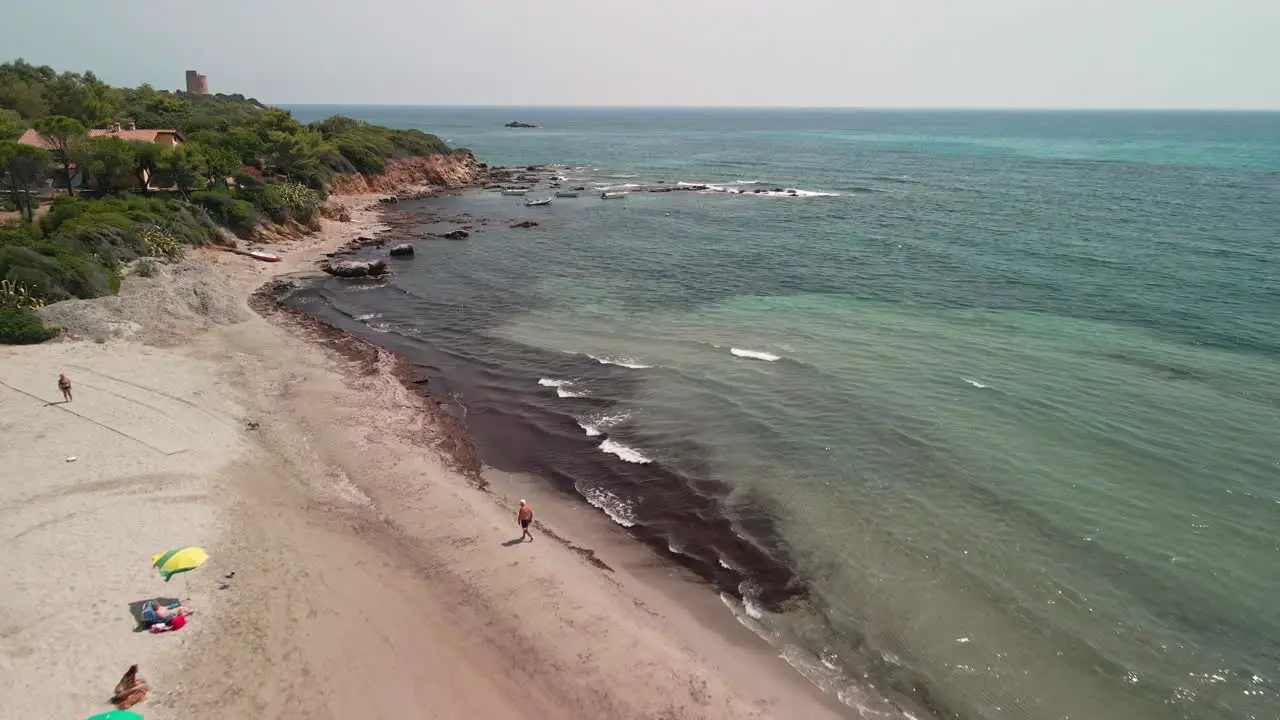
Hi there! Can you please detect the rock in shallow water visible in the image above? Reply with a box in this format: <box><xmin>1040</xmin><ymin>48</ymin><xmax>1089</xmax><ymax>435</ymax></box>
<box><xmin>324</xmin><ymin>259</ymin><xmax>391</xmax><ymax>278</ymax></box>
<box><xmin>389</xmin><ymin>243</ymin><xmax>415</xmax><ymax>257</ymax></box>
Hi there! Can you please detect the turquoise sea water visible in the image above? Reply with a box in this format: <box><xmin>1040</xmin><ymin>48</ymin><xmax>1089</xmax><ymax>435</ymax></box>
<box><xmin>287</xmin><ymin>107</ymin><xmax>1280</xmax><ymax>720</ymax></box>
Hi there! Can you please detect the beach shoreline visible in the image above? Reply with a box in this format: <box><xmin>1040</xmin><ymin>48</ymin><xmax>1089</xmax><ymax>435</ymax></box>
<box><xmin>1</xmin><ymin>186</ymin><xmax>857</xmax><ymax>718</ymax></box>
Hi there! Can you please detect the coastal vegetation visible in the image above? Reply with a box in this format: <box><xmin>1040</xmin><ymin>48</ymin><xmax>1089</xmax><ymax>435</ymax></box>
<box><xmin>0</xmin><ymin>59</ymin><xmax>455</xmax><ymax>342</ymax></box>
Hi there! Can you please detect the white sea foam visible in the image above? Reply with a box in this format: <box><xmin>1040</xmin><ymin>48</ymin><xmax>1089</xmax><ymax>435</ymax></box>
<box><xmin>539</xmin><ymin>378</ymin><xmax>587</xmax><ymax>398</ymax></box>
<box><xmin>599</xmin><ymin>439</ymin><xmax>652</xmax><ymax>464</ymax></box>
<box><xmin>760</xmin><ymin>188</ymin><xmax>841</xmax><ymax>197</ymax></box>
<box><xmin>355</xmin><ymin>312</ymin><xmax>383</xmax><ymax>321</ymax></box>
<box><xmin>580</xmin><ymin>485</ymin><xmax>637</xmax><ymax>527</ymax></box>
<box><xmin>587</xmin><ymin>353</ymin><xmax>652</xmax><ymax>369</ymax></box>
<box><xmin>963</xmin><ymin>378</ymin><xmax>989</xmax><ymax>389</ymax></box>
<box><xmin>594</xmin><ymin>183</ymin><xmax>641</xmax><ymax>190</ymax></box>
<box><xmin>577</xmin><ymin>412</ymin><xmax>630</xmax><ymax>437</ymax></box>
<box><xmin>368</xmin><ymin>321</ymin><xmax>393</xmax><ymax>333</ymax></box>
<box><xmin>677</xmin><ymin>179</ymin><xmax>760</xmax><ymax>187</ymax></box>
<box><xmin>717</xmin><ymin>594</ymin><xmax>872</xmax><ymax>714</ymax></box>
<box><xmin>731</xmin><ymin>348</ymin><xmax>782</xmax><ymax>362</ymax></box>
<box><xmin>677</xmin><ymin>181</ymin><xmax>838</xmax><ymax>197</ymax></box>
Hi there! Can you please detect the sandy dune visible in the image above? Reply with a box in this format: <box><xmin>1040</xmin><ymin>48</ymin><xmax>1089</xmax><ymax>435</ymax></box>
<box><xmin>0</xmin><ymin>198</ymin><xmax>853</xmax><ymax>719</ymax></box>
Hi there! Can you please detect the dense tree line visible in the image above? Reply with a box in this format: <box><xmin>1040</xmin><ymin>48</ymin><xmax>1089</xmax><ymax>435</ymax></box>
<box><xmin>0</xmin><ymin>59</ymin><xmax>454</xmax><ymax>342</ymax></box>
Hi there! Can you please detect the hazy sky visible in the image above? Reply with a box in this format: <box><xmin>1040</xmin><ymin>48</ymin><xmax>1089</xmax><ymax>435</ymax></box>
<box><xmin>4</xmin><ymin>0</ymin><xmax>1278</xmax><ymax>108</ymax></box>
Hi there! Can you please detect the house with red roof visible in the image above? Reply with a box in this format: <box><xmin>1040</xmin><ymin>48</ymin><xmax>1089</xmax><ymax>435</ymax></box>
<box><xmin>17</xmin><ymin>123</ymin><xmax>185</xmax><ymax>190</ymax></box>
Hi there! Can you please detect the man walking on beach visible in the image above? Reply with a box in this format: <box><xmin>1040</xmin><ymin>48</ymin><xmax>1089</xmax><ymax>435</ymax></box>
<box><xmin>57</xmin><ymin>374</ymin><xmax>72</xmax><ymax>402</ymax></box>
<box><xmin>517</xmin><ymin>499</ymin><xmax>534</xmax><ymax>542</ymax></box>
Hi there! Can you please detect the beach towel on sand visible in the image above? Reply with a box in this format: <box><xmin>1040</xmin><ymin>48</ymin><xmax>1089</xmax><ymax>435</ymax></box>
<box><xmin>149</xmin><ymin>615</ymin><xmax>186</xmax><ymax>633</ymax></box>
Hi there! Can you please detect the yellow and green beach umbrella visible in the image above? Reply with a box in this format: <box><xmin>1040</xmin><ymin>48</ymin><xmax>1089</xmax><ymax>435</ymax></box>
<box><xmin>151</xmin><ymin>546</ymin><xmax>208</xmax><ymax>582</ymax></box>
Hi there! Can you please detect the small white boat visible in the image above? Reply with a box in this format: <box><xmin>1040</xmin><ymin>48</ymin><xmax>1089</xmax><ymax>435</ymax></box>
<box><xmin>524</xmin><ymin>196</ymin><xmax>553</xmax><ymax>207</ymax></box>
<box><xmin>601</xmin><ymin>191</ymin><xmax>628</xmax><ymax>200</ymax></box>
<box><xmin>554</xmin><ymin>191</ymin><xmax>580</xmax><ymax>198</ymax></box>
<box><xmin>500</xmin><ymin>189</ymin><xmax>529</xmax><ymax>196</ymax></box>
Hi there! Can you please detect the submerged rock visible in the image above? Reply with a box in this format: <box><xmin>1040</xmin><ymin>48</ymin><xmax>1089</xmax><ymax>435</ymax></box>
<box><xmin>325</xmin><ymin>260</ymin><xmax>370</xmax><ymax>278</ymax></box>
<box><xmin>389</xmin><ymin>243</ymin><xmax>415</xmax><ymax>257</ymax></box>
<box><xmin>324</xmin><ymin>259</ymin><xmax>391</xmax><ymax>278</ymax></box>
<box><xmin>510</xmin><ymin>220</ymin><xmax>539</xmax><ymax>229</ymax></box>
<box><xmin>440</xmin><ymin>229</ymin><xmax>470</xmax><ymax>240</ymax></box>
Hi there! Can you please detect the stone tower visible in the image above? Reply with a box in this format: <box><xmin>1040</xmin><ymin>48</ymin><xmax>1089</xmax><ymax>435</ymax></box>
<box><xmin>185</xmin><ymin>70</ymin><xmax>209</xmax><ymax>95</ymax></box>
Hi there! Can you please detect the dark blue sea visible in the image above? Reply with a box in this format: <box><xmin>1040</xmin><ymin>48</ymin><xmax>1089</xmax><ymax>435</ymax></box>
<box><xmin>285</xmin><ymin>106</ymin><xmax>1280</xmax><ymax>720</ymax></box>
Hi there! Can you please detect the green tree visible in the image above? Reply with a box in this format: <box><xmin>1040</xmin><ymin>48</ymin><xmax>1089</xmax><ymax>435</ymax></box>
<box><xmin>33</xmin><ymin>115</ymin><xmax>87</xmax><ymax>197</ymax></box>
<box><xmin>0</xmin><ymin>109</ymin><xmax>24</xmax><ymax>141</ymax></box>
<box><xmin>79</xmin><ymin>136</ymin><xmax>136</xmax><ymax>193</ymax></box>
<box><xmin>0</xmin><ymin>78</ymin><xmax>48</xmax><ymax>120</ymax></box>
<box><xmin>194</xmin><ymin>142</ymin><xmax>240</xmax><ymax>180</ymax></box>
<box><xmin>161</xmin><ymin>144</ymin><xmax>208</xmax><ymax>197</ymax></box>
<box><xmin>0</xmin><ymin>141</ymin><xmax>51</xmax><ymax>222</ymax></box>
<box><xmin>131</xmin><ymin>141</ymin><xmax>164</xmax><ymax>195</ymax></box>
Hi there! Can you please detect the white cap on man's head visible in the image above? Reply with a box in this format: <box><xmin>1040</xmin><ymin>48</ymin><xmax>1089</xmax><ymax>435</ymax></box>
<box><xmin>520</xmin><ymin>499</ymin><xmax>527</xmax><ymax>505</ymax></box>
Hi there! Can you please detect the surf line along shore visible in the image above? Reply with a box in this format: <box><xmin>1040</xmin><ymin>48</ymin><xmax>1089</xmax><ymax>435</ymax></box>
<box><xmin>0</xmin><ymin>189</ymin><xmax>852</xmax><ymax>718</ymax></box>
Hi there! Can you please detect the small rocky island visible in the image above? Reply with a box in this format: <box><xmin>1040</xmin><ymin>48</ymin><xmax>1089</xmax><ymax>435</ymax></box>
<box><xmin>504</xmin><ymin>121</ymin><xmax>539</xmax><ymax>128</ymax></box>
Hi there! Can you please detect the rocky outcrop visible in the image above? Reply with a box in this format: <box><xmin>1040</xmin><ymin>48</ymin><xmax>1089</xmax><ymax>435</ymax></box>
<box><xmin>510</xmin><ymin>220</ymin><xmax>538</xmax><ymax>229</ymax></box>
<box><xmin>439</xmin><ymin>230</ymin><xmax>470</xmax><ymax>240</ymax></box>
<box><xmin>323</xmin><ymin>259</ymin><xmax>390</xmax><ymax>278</ymax></box>
<box><xmin>389</xmin><ymin>243</ymin><xmax>415</xmax><ymax>257</ymax></box>
<box><xmin>327</xmin><ymin>151</ymin><xmax>483</xmax><ymax>196</ymax></box>
<box><xmin>505</xmin><ymin>121</ymin><xmax>539</xmax><ymax>128</ymax></box>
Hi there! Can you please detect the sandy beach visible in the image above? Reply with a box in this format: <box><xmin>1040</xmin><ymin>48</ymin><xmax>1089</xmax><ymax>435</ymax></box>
<box><xmin>0</xmin><ymin>195</ymin><xmax>852</xmax><ymax>719</ymax></box>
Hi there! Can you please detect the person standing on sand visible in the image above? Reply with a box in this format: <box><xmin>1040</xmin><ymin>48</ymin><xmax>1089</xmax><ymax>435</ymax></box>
<box><xmin>57</xmin><ymin>374</ymin><xmax>72</xmax><ymax>402</ymax></box>
<box><xmin>517</xmin><ymin>499</ymin><xmax>534</xmax><ymax>542</ymax></box>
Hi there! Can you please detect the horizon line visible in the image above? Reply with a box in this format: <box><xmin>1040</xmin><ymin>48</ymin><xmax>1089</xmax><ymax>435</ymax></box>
<box><xmin>274</xmin><ymin>103</ymin><xmax>1280</xmax><ymax>113</ymax></box>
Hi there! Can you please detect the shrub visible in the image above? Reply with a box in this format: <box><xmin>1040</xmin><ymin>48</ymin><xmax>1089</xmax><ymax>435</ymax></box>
<box><xmin>135</xmin><ymin>257</ymin><xmax>158</xmax><ymax>277</ymax></box>
<box><xmin>139</xmin><ymin>226</ymin><xmax>184</xmax><ymax>260</ymax></box>
<box><xmin>0</xmin><ymin>238</ymin><xmax>119</xmax><ymax>300</ymax></box>
<box><xmin>0</xmin><ymin>304</ymin><xmax>56</xmax><ymax>344</ymax></box>
<box><xmin>0</xmin><ymin>278</ymin><xmax>43</xmax><ymax>309</ymax></box>
<box><xmin>257</xmin><ymin>184</ymin><xmax>291</xmax><ymax>223</ymax></box>
<box><xmin>274</xmin><ymin>181</ymin><xmax>321</xmax><ymax>222</ymax></box>
<box><xmin>191</xmin><ymin>190</ymin><xmax>258</xmax><ymax>236</ymax></box>
<box><xmin>335</xmin><ymin>134</ymin><xmax>389</xmax><ymax>174</ymax></box>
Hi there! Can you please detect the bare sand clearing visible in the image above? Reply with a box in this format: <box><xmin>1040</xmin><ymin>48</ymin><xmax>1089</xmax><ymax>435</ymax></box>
<box><xmin>0</xmin><ymin>197</ymin><xmax>852</xmax><ymax>719</ymax></box>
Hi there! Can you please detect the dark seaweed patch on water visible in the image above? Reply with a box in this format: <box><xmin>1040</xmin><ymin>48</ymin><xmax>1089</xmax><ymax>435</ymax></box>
<box><xmin>283</xmin><ymin>279</ymin><xmax>808</xmax><ymax>608</ymax></box>
<box><xmin>1103</xmin><ymin>351</ymin><xmax>1207</xmax><ymax>381</ymax></box>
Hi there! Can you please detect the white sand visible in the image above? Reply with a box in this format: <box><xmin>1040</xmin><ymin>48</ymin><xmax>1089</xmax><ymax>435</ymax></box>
<box><xmin>0</xmin><ymin>197</ymin><xmax>854</xmax><ymax>719</ymax></box>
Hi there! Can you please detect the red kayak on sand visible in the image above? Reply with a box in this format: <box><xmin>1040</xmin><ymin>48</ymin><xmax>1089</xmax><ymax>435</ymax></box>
<box><xmin>248</xmin><ymin>250</ymin><xmax>282</xmax><ymax>262</ymax></box>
